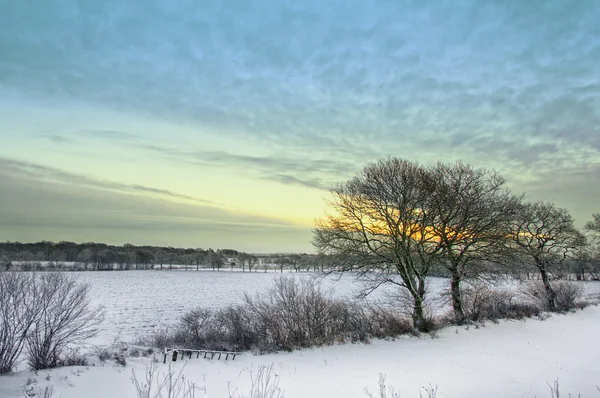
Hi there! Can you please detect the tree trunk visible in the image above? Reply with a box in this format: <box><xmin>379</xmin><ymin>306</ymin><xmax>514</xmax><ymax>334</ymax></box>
<box><xmin>411</xmin><ymin>278</ymin><xmax>428</xmax><ymax>332</ymax></box>
<box><xmin>412</xmin><ymin>297</ymin><xmax>425</xmax><ymax>331</ymax></box>
<box><xmin>539</xmin><ymin>267</ymin><xmax>557</xmax><ymax>311</ymax></box>
<box><xmin>450</xmin><ymin>268</ymin><xmax>465</xmax><ymax>323</ymax></box>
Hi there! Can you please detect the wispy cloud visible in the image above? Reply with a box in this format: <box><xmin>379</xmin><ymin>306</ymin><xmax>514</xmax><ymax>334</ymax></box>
<box><xmin>0</xmin><ymin>168</ymin><xmax>310</xmax><ymax>251</ymax></box>
<box><xmin>138</xmin><ymin>145</ymin><xmax>359</xmax><ymax>190</ymax></box>
<box><xmin>0</xmin><ymin>157</ymin><xmax>215</xmax><ymax>205</ymax></box>
<box><xmin>82</xmin><ymin>129</ymin><xmax>143</xmax><ymax>141</ymax></box>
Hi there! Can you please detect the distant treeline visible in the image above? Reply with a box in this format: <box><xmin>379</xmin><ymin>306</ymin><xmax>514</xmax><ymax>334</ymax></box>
<box><xmin>0</xmin><ymin>240</ymin><xmax>322</xmax><ymax>272</ymax></box>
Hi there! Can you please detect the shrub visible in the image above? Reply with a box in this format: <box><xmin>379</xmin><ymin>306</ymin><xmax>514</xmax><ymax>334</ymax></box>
<box><xmin>366</xmin><ymin>305</ymin><xmax>414</xmax><ymax>339</ymax></box>
<box><xmin>553</xmin><ymin>281</ymin><xmax>585</xmax><ymax>311</ymax></box>
<box><xmin>364</xmin><ymin>374</ymin><xmax>438</xmax><ymax>398</ymax></box>
<box><xmin>460</xmin><ymin>283</ymin><xmax>540</xmax><ymax>322</ymax></box>
<box><xmin>0</xmin><ymin>272</ymin><xmax>38</xmax><ymax>373</ymax></box>
<box><xmin>22</xmin><ymin>385</ymin><xmax>54</xmax><ymax>398</ymax></box>
<box><xmin>131</xmin><ymin>361</ymin><xmax>200</xmax><ymax>398</ymax></box>
<box><xmin>25</xmin><ymin>273</ymin><xmax>104</xmax><ymax>370</ymax></box>
<box><xmin>231</xmin><ymin>363</ymin><xmax>284</xmax><ymax>398</ymax></box>
<box><xmin>141</xmin><ymin>277</ymin><xmax>413</xmax><ymax>354</ymax></box>
<box><xmin>521</xmin><ymin>281</ymin><xmax>584</xmax><ymax>312</ymax></box>
<box><xmin>57</xmin><ymin>349</ymin><xmax>89</xmax><ymax>367</ymax></box>
<box><xmin>180</xmin><ymin>308</ymin><xmax>212</xmax><ymax>346</ymax></box>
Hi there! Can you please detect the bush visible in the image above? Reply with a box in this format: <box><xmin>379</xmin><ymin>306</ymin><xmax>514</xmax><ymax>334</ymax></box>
<box><xmin>0</xmin><ymin>272</ymin><xmax>38</xmax><ymax>373</ymax></box>
<box><xmin>554</xmin><ymin>281</ymin><xmax>585</xmax><ymax>311</ymax></box>
<box><xmin>521</xmin><ymin>281</ymin><xmax>584</xmax><ymax>312</ymax></box>
<box><xmin>142</xmin><ymin>277</ymin><xmax>413</xmax><ymax>354</ymax></box>
<box><xmin>365</xmin><ymin>305</ymin><xmax>414</xmax><ymax>339</ymax></box>
<box><xmin>57</xmin><ymin>349</ymin><xmax>89</xmax><ymax>367</ymax></box>
<box><xmin>460</xmin><ymin>283</ymin><xmax>541</xmax><ymax>322</ymax></box>
<box><xmin>131</xmin><ymin>361</ymin><xmax>199</xmax><ymax>398</ymax></box>
<box><xmin>0</xmin><ymin>271</ymin><xmax>104</xmax><ymax>373</ymax></box>
<box><xmin>25</xmin><ymin>273</ymin><xmax>104</xmax><ymax>370</ymax></box>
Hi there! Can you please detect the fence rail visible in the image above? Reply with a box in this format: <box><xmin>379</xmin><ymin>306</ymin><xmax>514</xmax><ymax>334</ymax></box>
<box><xmin>163</xmin><ymin>347</ymin><xmax>240</xmax><ymax>363</ymax></box>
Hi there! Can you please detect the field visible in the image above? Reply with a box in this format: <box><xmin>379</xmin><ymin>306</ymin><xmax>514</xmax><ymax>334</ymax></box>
<box><xmin>75</xmin><ymin>270</ymin><xmax>451</xmax><ymax>344</ymax></box>
<box><xmin>1</xmin><ymin>271</ymin><xmax>599</xmax><ymax>397</ymax></box>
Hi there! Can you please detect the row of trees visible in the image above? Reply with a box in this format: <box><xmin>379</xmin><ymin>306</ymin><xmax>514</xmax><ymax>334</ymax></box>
<box><xmin>0</xmin><ymin>241</ymin><xmax>325</xmax><ymax>273</ymax></box>
<box><xmin>0</xmin><ymin>242</ymin><xmax>243</xmax><ymax>271</ymax></box>
<box><xmin>313</xmin><ymin>158</ymin><xmax>599</xmax><ymax>330</ymax></box>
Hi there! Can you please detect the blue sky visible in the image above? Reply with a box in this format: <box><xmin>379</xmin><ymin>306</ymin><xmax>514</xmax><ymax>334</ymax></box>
<box><xmin>1</xmin><ymin>0</ymin><xmax>599</xmax><ymax>252</ymax></box>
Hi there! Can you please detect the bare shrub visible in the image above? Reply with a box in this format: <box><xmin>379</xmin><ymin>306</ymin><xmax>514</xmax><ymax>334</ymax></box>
<box><xmin>0</xmin><ymin>272</ymin><xmax>39</xmax><ymax>373</ymax></box>
<box><xmin>140</xmin><ymin>277</ymin><xmax>413</xmax><ymax>354</ymax></box>
<box><xmin>211</xmin><ymin>305</ymin><xmax>259</xmax><ymax>351</ymax></box>
<box><xmin>420</xmin><ymin>384</ymin><xmax>438</xmax><ymax>398</ymax></box>
<box><xmin>131</xmin><ymin>361</ymin><xmax>199</xmax><ymax>398</ymax></box>
<box><xmin>180</xmin><ymin>308</ymin><xmax>212</xmax><ymax>346</ymax></box>
<box><xmin>146</xmin><ymin>327</ymin><xmax>176</xmax><ymax>350</ymax></box>
<box><xmin>364</xmin><ymin>374</ymin><xmax>437</xmax><ymax>398</ymax></box>
<box><xmin>457</xmin><ymin>283</ymin><xmax>541</xmax><ymax>322</ymax></box>
<box><xmin>366</xmin><ymin>305</ymin><xmax>414</xmax><ymax>339</ymax></box>
<box><xmin>57</xmin><ymin>348</ymin><xmax>89</xmax><ymax>367</ymax></box>
<box><xmin>364</xmin><ymin>374</ymin><xmax>400</xmax><ymax>398</ymax></box>
<box><xmin>22</xmin><ymin>385</ymin><xmax>54</xmax><ymax>398</ymax></box>
<box><xmin>243</xmin><ymin>277</ymin><xmax>337</xmax><ymax>350</ymax></box>
<box><xmin>553</xmin><ymin>282</ymin><xmax>585</xmax><ymax>311</ymax></box>
<box><xmin>230</xmin><ymin>363</ymin><xmax>285</xmax><ymax>398</ymax></box>
<box><xmin>25</xmin><ymin>273</ymin><xmax>104</xmax><ymax>370</ymax></box>
<box><xmin>522</xmin><ymin>281</ymin><xmax>584</xmax><ymax>312</ymax></box>
<box><xmin>461</xmin><ymin>284</ymin><xmax>512</xmax><ymax>321</ymax></box>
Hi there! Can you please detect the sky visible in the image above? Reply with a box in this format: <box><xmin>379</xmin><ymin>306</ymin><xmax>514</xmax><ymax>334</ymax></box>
<box><xmin>0</xmin><ymin>1</ymin><xmax>599</xmax><ymax>253</ymax></box>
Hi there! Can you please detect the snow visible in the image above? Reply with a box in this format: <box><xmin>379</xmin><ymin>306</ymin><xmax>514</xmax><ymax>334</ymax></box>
<box><xmin>1</xmin><ymin>272</ymin><xmax>599</xmax><ymax>397</ymax></box>
<box><xmin>71</xmin><ymin>270</ymin><xmax>600</xmax><ymax>344</ymax></box>
<box><xmin>72</xmin><ymin>270</ymin><xmax>445</xmax><ymax>344</ymax></box>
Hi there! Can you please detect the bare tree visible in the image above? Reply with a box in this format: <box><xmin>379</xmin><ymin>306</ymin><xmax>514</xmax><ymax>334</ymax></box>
<box><xmin>509</xmin><ymin>202</ymin><xmax>582</xmax><ymax>311</ymax></box>
<box><xmin>274</xmin><ymin>256</ymin><xmax>290</xmax><ymax>273</ymax></box>
<box><xmin>427</xmin><ymin>161</ymin><xmax>520</xmax><ymax>321</ymax></box>
<box><xmin>239</xmin><ymin>253</ymin><xmax>258</xmax><ymax>272</ymax></box>
<box><xmin>155</xmin><ymin>250</ymin><xmax>168</xmax><ymax>270</ymax></box>
<box><xmin>313</xmin><ymin>158</ymin><xmax>443</xmax><ymax>331</ymax></box>
<box><xmin>289</xmin><ymin>254</ymin><xmax>303</xmax><ymax>272</ymax></box>
<box><xmin>26</xmin><ymin>273</ymin><xmax>104</xmax><ymax>370</ymax></box>
<box><xmin>193</xmin><ymin>249</ymin><xmax>205</xmax><ymax>271</ymax></box>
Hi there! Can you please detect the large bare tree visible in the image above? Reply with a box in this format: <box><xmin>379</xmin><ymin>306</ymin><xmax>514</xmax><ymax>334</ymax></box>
<box><xmin>313</xmin><ymin>158</ymin><xmax>444</xmax><ymax>331</ymax></box>
<box><xmin>509</xmin><ymin>202</ymin><xmax>582</xmax><ymax>310</ymax></box>
<box><xmin>427</xmin><ymin>161</ymin><xmax>521</xmax><ymax>321</ymax></box>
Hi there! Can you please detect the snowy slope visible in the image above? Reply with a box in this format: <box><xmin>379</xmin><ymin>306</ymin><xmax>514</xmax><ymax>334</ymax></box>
<box><xmin>1</xmin><ymin>305</ymin><xmax>599</xmax><ymax>398</ymax></box>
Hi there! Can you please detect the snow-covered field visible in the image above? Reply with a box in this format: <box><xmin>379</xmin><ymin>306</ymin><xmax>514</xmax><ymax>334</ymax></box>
<box><xmin>73</xmin><ymin>270</ymin><xmax>600</xmax><ymax>344</ymax></box>
<box><xmin>73</xmin><ymin>270</ymin><xmax>449</xmax><ymax>344</ymax></box>
<box><xmin>1</xmin><ymin>271</ymin><xmax>599</xmax><ymax>398</ymax></box>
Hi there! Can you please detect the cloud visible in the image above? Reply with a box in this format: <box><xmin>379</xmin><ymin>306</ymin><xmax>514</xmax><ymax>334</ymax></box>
<box><xmin>0</xmin><ymin>162</ymin><xmax>311</xmax><ymax>251</ymax></box>
<box><xmin>44</xmin><ymin>134</ymin><xmax>71</xmax><ymax>145</ymax></box>
<box><xmin>0</xmin><ymin>0</ymin><xmax>599</xmax><ymax>232</ymax></box>
<box><xmin>82</xmin><ymin>129</ymin><xmax>142</xmax><ymax>141</ymax></box>
<box><xmin>0</xmin><ymin>157</ymin><xmax>215</xmax><ymax>205</ymax></box>
<box><xmin>1</xmin><ymin>0</ymin><xmax>598</xmax><ymax>166</ymax></box>
<box><xmin>140</xmin><ymin>145</ymin><xmax>359</xmax><ymax>190</ymax></box>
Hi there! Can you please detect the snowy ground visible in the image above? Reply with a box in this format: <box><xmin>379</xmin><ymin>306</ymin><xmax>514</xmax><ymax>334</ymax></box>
<box><xmin>1</xmin><ymin>272</ymin><xmax>599</xmax><ymax>397</ymax></box>
<box><xmin>1</xmin><ymin>305</ymin><xmax>599</xmax><ymax>398</ymax></box>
